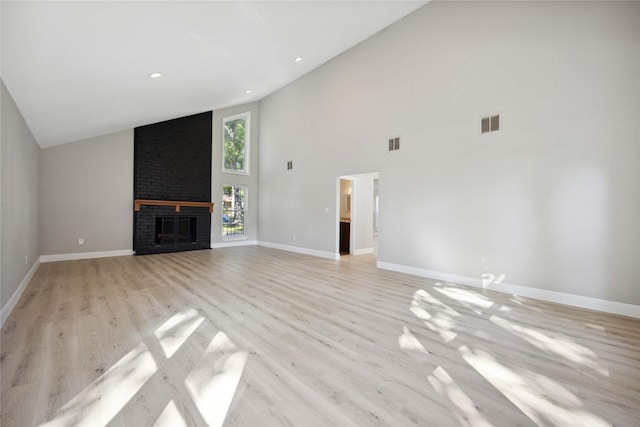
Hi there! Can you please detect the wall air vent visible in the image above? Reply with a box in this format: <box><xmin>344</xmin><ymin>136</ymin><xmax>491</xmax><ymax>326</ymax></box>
<box><xmin>481</xmin><ymin>114</ymin><xmax>500</xmax><ymax>134</ymax></box>
<box><xmin>388</xmin><ymin>137</ymin><xmax>400</xmax><ymax>151</ymax></box>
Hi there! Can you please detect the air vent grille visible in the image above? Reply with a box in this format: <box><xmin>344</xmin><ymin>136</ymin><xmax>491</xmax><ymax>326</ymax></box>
<box><xmin>388</xmin><ymin>137</ymin><xmax>400</xmax><ymax>151</ymax></box>
<box><xmin>481</xmin><ymin>114</ymin><xmax>500</xmax><ymax>134</ymax></box>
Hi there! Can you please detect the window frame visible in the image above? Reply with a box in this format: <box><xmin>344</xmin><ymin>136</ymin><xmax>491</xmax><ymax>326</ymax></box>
<box><xmin>221</xmin><ymin>111</ymin><xmax>251</xmax><ymax>175</ymax></box>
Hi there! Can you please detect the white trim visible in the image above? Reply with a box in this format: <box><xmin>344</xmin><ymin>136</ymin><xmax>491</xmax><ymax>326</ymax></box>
<box><xmin>258</xmin><ymin>241</ymin><xmax>339</xmax><ymax>260</ymax></box>
<box><xmin>353</xmin><ymin>247</ymin><xmax>374</xmax><ymax>255</ymax></box>
<box><xmin>377</xmin><ymin>261</ymin><xmax>640</xmax><ymax>319</ymax></box>
<box><xmin>211</xmin><ymin>240</ymin><xmax>257</xmax><ymax>248</ymax></box>
<box><xmin>221</xmin><ymin>111</ymin><xmax>250</xmax><ymax>175</ymax></box>
<box><xmin>1</xmin><ymin>258</ymin><xmax>41</xmax><ymax>326</ymax></box>
<box><xmin>349</xmin><ymin>180</ymin><xmax>356</xmax><ymax>254</ymax></box>
<box><xmin>40</xmin><ymin>249</ymin><xmax>134</xmax><ymax>263</ymax></box>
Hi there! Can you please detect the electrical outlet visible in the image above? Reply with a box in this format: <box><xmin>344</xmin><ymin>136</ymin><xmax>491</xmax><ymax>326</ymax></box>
<box><xmin>78</xmin><ymin>238</ymin><xmax>84</xmax><ymax>245</ymax></box>
<box><xmin>25</xmin><ymin>256</ymin><xmax>28</xmax><ymax>265</ymax></box>
<box><xmin>293</xmin><ymin>235</ymin><xmax>296</xmax><ymax>241</ymax></box>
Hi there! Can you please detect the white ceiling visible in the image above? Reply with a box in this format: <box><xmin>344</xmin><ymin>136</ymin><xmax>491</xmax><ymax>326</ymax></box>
<box><xmin>2</xmin><ymin>1</ymin><xmax>427</xmax><ymax>148</ymax></box>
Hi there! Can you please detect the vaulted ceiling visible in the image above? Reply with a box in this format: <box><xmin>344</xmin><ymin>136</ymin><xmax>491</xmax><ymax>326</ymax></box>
<box><xmin>2</xmin><ymin>1</ymin><xmax>428</xmax><ymax>148</ymax></box>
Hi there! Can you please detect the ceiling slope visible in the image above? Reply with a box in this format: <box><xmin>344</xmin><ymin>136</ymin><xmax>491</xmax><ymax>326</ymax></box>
<box><xmin>1</xmin><ymin>1</ymin><xmax>427</xmax><ymax>148</ymax></box>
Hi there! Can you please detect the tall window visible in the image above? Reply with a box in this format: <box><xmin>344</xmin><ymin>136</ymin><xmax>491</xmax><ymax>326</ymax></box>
<box><xmin>222</xmin><ymin>112</ymin><xmax>250</xmax><ymax>174</ymax></box>
<box><xmin>222</xmin><ymin>185</ymin><xmax>247</xmax><ymax>239</ymax></box>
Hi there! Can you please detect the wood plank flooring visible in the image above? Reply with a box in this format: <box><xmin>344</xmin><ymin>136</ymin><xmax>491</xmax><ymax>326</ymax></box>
<box><xmin>1</xmin><ymin>246</ymin><xmax>639</xmax><ymax>426</ymax></box>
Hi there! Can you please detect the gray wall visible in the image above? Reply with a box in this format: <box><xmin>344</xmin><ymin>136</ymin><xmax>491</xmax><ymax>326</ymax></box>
<box><xmin>258</xmin><ymin>2</ymin><xmax>640</xmax><ymax>304</ymax></box>
<box><xmin>39</xmin><ymin>100</ymin><xmax>259</xmax><ymax>255</ymax></box>
<box><xmin>211</xmin><ymin>102</ymin><xmax>260</xmax><ymax>244</ymax></box>
<box><xmin>40</xmin><ymin>130</ymin><xmax>133</xmax><ymax>255</ymax></box>
<box><xmin>1</xmin><ymin>80</ymin><xmax>40</xmax><ymax>309</ymax></box>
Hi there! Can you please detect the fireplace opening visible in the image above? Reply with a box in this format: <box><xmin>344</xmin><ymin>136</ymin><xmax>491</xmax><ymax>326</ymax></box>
<box><xmin>155</xmin><ymin>216</ymin><xmax>197</xmax><ymax>245</ymax></box>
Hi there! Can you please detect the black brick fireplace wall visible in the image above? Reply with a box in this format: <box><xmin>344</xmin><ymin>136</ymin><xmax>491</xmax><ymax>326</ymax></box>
<box><xmin>134</xmin><ymin>111</ymin><xmax>212</xmax><ymax>255</ymax></box>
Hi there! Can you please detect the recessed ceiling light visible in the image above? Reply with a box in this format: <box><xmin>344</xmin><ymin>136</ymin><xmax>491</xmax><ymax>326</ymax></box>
<box><xmin>149</xmin><ymin>72</ymin><xmax>163</xmax><ymax>78</ymax></box>
<box><xmin>294</xmin><ymin>57</ymin><xmax>303</xmax><ymax>63</ymax></box>
<box><xmin>245</xmin><ymin>89</ymin><xmax>253</xmax><ymax>94</ymax></box>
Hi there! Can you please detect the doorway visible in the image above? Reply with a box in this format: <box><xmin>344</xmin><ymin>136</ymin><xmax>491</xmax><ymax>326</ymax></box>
<box><xmin>338</xmin><ymin>178</ymin><xmax>354</xmax><ymax>255</ymax></box>
<box><xmin>336</xmin><ymin>172</ymin><xmax>378</xmax><ymax>258</ymax></box>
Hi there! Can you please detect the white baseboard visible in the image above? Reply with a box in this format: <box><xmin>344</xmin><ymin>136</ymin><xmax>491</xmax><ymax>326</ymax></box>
<box><xmin>258</xmin><ymin>241</ymin><xmax>339</xmax><ymax>260</ymax></box>
<box><xmin>377</xmin><ymin>261</ymin><xmax>640</xmax><ymax>319</ymax></box>
<box><xmin>40</xmin><ymin>249</ymin><xmax>134</xmax><ymax>263</ymax></box>
<box><xmin>211</xmin><ymin>240</ymin><xmax>257</xmax><ymax>249</ymax></box>
<box><xmin>353</xmin><ymin>247</ymin><xmax>374</xmax><ymax>255</ymax></box>
<box><xmin>1</xmin><ymin>258</ymin><xmax>41</xmax><ymax>326</ymax></box>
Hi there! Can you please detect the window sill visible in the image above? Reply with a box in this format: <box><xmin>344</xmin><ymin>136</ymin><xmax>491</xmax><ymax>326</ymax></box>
<box><xmin>222</xmin><ymin>235</ymin><xmax>248</xmax><ymax>242</ymax></box>
<box><xmin>222</xmin><ymin>169</ymin><xmax>250</xmax><ymax>176</ymax></box>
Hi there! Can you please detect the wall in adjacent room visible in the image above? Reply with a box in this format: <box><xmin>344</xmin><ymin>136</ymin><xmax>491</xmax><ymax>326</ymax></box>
<box><xmin>258</xmin><ymin>1</ymin><xmax>640</xmax><ymax>305</ymax></box>
<box><xmin>40</xmin><ymin>130</ymin><xmax>133</xmax><ymax>255</ymax></box>
<box><xmin>339</xmin><ymin>179</ymin><xmax>351</xmax><ymax>221</ymax></box>
<box><xmin>1</xmin><ymin>80</ymin><xmax>41</xmax><ymax>315</ymax></box>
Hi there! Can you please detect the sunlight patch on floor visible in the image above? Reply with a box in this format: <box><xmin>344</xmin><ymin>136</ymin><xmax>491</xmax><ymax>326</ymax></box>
<box><xmin>411</xmin><ymin>289</ymin><xmax>459</xmax><ymax>342</ymax></box>
<box><xmin>152</xmin><ymin>400</ymin><xmax>188</xmax><ymax>427</ymax></box>
<box><xmin>459</xmin><ymin>345</ymin><xmax>611</xmax><ymax>427</ymax></box>
<box><xmin>398</xmin><ymin>326</ymin><xmax>427</xmax><ymax>353</ymax></box>
<box><xmin>481</xmin><ymin>273</ymin><xmax>506</xmax><ymax>288</ymax></box>
<box><xmin>434</xmin><ymin>285</ymin><xmax>494</xmax><ymax>309</ymax></box>
<box><xmin>490</xmin><ymin>315</ymin><xmax>609</xmax><ymax>376</ymax></box>
<box><xmin>154</xmin><ymin>308</ymin><xmax>205</xmax><ymax>358</ymax></box>
<box><xmin>185</xmin><ymin>330</ymin><xmax>248</xmax><ymax>427</ymax></box>
<box><xmin>428</xmin><ymin>366</ymin><xmax>492</xmax><ymax>427</ymax></box>
<box><xmin>407</xmin><ymin>287</ymin><xmax>614</xmax><ymax>427</ymax></box>
<box><xmin>40</xmin><ymin>343</ymin><xmax>158</xmax><ymax>427</ymax></box>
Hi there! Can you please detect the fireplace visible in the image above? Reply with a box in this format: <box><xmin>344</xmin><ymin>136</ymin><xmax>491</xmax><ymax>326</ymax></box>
<box><xmin>155</xmin><ymin>216</ymin><xmax>197</xmax><ymax>245</ymax></box>
<box><xmin>133</xmin><ymin>111</ymin><xmax>212</xmax><ymax>255</ymax></box>
<box><xmin>134</xmin><ymin>206</ymin><xmax>210</xmax><ymax>255</ymax></box>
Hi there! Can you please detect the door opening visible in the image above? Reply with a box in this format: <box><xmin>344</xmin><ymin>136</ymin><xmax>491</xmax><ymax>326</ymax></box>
<box><xmin>338</xmin><ymin>178</ymin><xmax>353</xmax><ymax>255</ymax></box>
<box><xmin>336</xmin><ymin>172</ymin><xmax>378</xmax><ymax>259</ymax></box>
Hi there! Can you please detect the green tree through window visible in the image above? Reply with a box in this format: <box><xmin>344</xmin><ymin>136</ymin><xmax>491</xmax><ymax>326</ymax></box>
<box><xmin>222</xmin><ymin>185</ymin><xmax>246</xmax><ymax>238</ymax></box>
<box><xmin>223</xmin><ymin>112</ymin><xmax>250</xmax><ymax>173</ymax></box>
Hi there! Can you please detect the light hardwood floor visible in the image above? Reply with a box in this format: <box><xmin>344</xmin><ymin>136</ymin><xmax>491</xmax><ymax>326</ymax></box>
<box><xmin>1</xmin><ymin>246</ymin><xmax>639</xmax><ymax>426</ymax></box>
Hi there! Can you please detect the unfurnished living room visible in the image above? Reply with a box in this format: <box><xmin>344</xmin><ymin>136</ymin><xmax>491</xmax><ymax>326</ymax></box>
<box><xmin>1</xmin><ymin>1</ymin><xmax>639</xmax><ymax>426</ymax></box>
